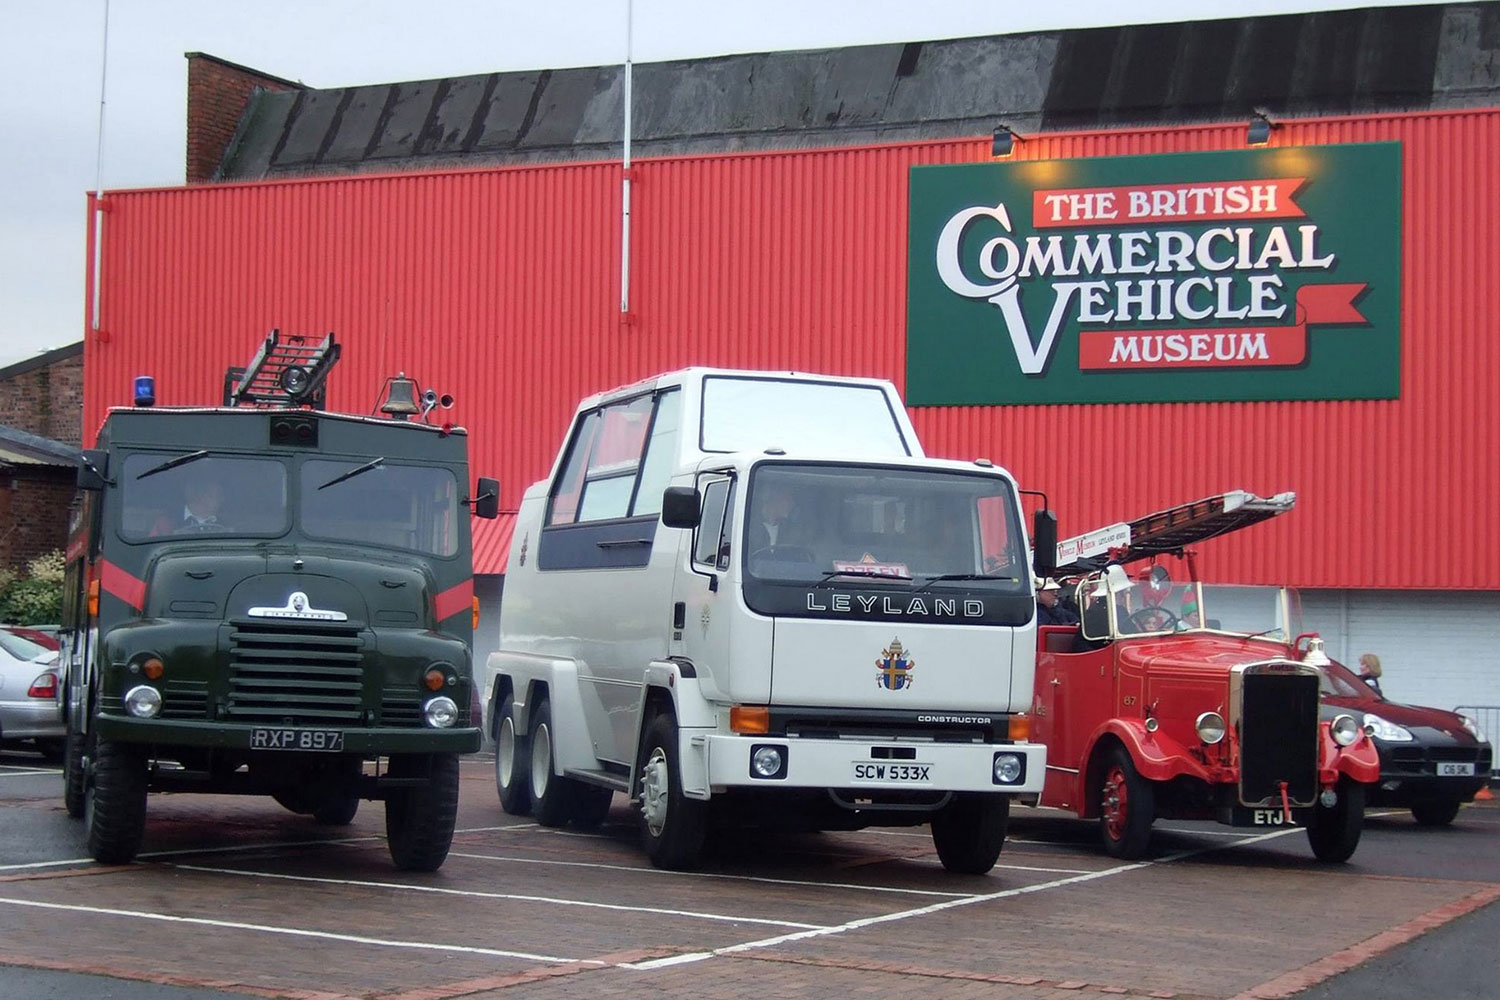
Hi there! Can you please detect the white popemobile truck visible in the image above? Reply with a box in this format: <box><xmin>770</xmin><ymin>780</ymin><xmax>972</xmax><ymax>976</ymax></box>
<box><xmin>485</xmin><ymin>368</ymin><xmax>1055</xmax><ymax>872</ymax></box>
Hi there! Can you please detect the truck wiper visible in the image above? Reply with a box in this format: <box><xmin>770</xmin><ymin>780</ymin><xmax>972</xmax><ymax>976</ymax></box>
<box><xmin>810</xmin><ymin>568</ymin><xmax>913</xmax><ymax>588</ymax></box>
<box><xmin>318</xmin><ymin>457</ymin><xmax>384</xmax><ymax>490</ymax></box>
<box><xmin>912</xmin><ymin>572</ymin><xmax>1015</xmax><ymax>593</ymax></box>
<box><xmin>134</xmin><ymin>449</ymin><xmax>210</xmax><ymax>481</ymax></box>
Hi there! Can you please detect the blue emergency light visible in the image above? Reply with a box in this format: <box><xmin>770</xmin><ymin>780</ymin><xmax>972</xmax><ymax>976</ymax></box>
<box><xmin>133</xmin><ymin>375</ymin><xmax>156</xmax><ymax>408</ymax></box>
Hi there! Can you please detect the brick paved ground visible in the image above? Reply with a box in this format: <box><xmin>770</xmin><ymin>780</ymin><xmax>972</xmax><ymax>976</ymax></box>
<box><xmin>0</xmin><ymin>756</ymin><xmax>1494</xmax><ymax>999</ymax></box>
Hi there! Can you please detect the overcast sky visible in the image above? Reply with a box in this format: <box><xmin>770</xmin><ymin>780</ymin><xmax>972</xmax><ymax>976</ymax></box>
<box><xmin>0</xmin><ymin>0</ymin><xmax>1431</xmax><ymax>369</ymax></box>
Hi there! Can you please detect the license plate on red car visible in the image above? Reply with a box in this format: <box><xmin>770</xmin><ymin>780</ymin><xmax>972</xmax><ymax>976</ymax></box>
<box><xmin>1437</xmin><ymin>762</ymin><xmax>1475</xmax><ymax>777</ymax></box>
<box><xmin>249</xmin><ymin>728</ymin><xmax>344</xmax><ymax>751</ymax></box>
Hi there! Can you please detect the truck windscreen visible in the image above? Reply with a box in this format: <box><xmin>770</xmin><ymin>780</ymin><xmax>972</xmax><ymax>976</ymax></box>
<box><xmin>743</xmin><ymin>464</ymin><xmax>1026</xmax><ymax>593</ymax></box>
<box><xmin>301</xmin><ymin>459</ymin><xmax>460</xmax><ymax>558</ymax></box>
<box><xmin>119</xmin><ymin>453</ymin><xmax>288</xmax><ymax>540</ymax></box>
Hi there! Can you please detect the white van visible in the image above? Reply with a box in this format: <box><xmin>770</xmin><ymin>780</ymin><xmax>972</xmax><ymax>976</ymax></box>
<box><xmin>485</xmin><ymin>369</ymin><xmax>1053</xmax><ymax>872</ymax></box>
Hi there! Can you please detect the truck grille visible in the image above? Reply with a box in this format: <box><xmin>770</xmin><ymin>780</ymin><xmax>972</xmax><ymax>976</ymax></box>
<box><xmin>162</xmin><ymin>679</ymin><xmax>209</xmax><ymax>719</ymax></box>
<box><xmin>226</xmin><ymin>620</ymin><xmax>366</xmax><ymax>725</ymax></box>
<box><xmin>1239</xmin><ymin>666</ymin><xmax>1320</xmax><ymax>806</ymax></box>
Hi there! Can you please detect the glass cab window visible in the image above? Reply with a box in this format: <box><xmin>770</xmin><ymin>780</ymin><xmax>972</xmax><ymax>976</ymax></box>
<box><xmin>700</xmin><ymin>376</ymin><xmax>912</xmax><ymax>457</ymax></box>
<box><xmin>693</xmin><ymin>477</ymin><xmax>735</xmax><ymax>570</ymax></box>
<box><xmin>743</xmin><ymin>463</ymin><xmax>1026</xmax><ymax>592</ymax></box>
<box><xmin>1079</xmin><ymin>570</ymin><xmax>1301</xmax><ymax>641</ymax></box>
<box><xmin>118</xmin><ymin>453</ymin><xmax>288</xmax><ymax>541</ymax></box>
<box><xmin>547</xmin><ymin>390</ymin><xmax>681</xmax><ymax>525</ymax></box>
<box><xmin>302</xmin><ymin>460</ymin><xmax>459</xmax><ymax>557</ymax></box>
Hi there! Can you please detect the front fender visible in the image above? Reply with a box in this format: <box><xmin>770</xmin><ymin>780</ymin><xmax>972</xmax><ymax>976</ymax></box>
<box><xmin>1320</xmin><ymin>722</ymin><xmax>1381</xmax><ymax>785</ymax></box>
<box><xmin>1084</xmin><ymin>718</ymin><xmax>1214</xmax><ymax>787</ymax></box>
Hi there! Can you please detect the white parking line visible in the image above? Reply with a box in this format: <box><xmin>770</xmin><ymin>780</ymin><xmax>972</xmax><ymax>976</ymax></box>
<box><xmin>0</xmin><ymin>767</ymin><xmax>61</xmax><ymax>777</ymax></box>
<box><xmin>172</xmin><ymin>864</ymin><xmax>829</xmax><ymax>930</ymax></box>
<box><xmin>0</xmin><ymin>895</ymin><xmax>585</xmax><ymax>964</ymax></box>
<box><xmin>448</xmin><ymin>851</ymin><xmax>977</xmax><ymax>898</ymax></box>
<box><xmin>625</xmin><ymin>824</ymin><xmax>1312</xmax><ymax>970</ymax></box>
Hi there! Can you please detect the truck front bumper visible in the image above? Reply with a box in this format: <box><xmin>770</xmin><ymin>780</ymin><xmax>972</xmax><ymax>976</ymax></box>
<box><xmin>95</xmin><ymin>715</ymin><xmax>481</xmax><ymax>754</ymax></box>
<box><xmin>690</xmin><ymin>732</ymin><xmax>1045</xmax><ymax>797</ymax></box>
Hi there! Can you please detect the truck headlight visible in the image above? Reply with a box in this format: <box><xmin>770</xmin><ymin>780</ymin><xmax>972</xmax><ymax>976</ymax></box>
<box><xmin>993</xmin><ymin>752</ymin><xmax>1024</xmax><ymax>784</ymax></box>
<box><xmin>123</xmin><ymin>685</ymin><xmax>162</xmax><ymax>719</ymax></box>
<box><xmin>423</xmin><ymin>696</ymin><xmax>459</xmax><ymax>728</ymax></box>
<box><xmin>1330</xmin><ymin>713</ymin><xmax>1361</xmax><ymax>747</ymax></box>
<box><xmin>1362</xmin><ymin>712</ymin><xmax>1413</xmax><ymax>742</ymax></box>
<box><xmin>750</xmin><ymin>744</ymin><xmax>786</xmax><ymax>779</ymax></box>
<box><xmin>1195</xmin><ymin>712</ymin><xmax>1226</xmax><ymax>744</ymax></box>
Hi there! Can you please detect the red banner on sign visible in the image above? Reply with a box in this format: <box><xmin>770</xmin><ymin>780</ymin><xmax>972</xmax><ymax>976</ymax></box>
<box><xmin>1033</xmin><ymin>177</ymin><xmax>1307</xmax><ymax>228</ymax></box>
<box><xmin>1078</xmin><ymin>283</ymin><xmax>1366</xmax><ymax>371</ymax></box>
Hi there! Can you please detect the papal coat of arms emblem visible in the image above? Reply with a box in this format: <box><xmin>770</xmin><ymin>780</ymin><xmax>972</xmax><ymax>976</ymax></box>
<box><xmin>876</xmin><ymin>638</ymin><xmax>915</xmax><ymax>691</ymax></box>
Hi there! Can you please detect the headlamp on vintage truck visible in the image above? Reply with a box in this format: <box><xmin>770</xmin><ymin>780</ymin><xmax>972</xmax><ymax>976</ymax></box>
<box><xmin>1195</xmin><ymin>712</ymin><xmax>1226</xmax><ymax>744</ymax></box>
<box><xmin>423</xmin><ymin>696</ymin><xmax>459</xmax><ymax>728</ymax></box>
<box><xmin>123</xmin><ymin>685</ymin><xmax>163</xmax><ymax>719</ymax></box>
<box><xmin>1329</xmin><ymin>713</ymin><xmax>1361</xmax><ymax>747</ymax></box>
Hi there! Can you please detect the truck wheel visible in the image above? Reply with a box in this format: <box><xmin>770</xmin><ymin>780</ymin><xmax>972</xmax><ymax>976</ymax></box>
<box><xmin>313</xmin><ymin>760</ymin><xmax>363</xmax><ymax>825</ymax></box>
<box><xmin>1410</xmin><ymin>798</ymin><xmax>1461</xmax><ymax>827</ymax></box>
<box><xmin>931</xmin><ymin>793</ymin><xmax>1009</xmax><ymax>874</ymax></box>
<box><xmin>385</xmin><ymin>753</ymin><xmax>461</xmax><ymax>872</ymax></box>
<box><xmin>1307</xmin><ymin>778</ymin><xmax>1365</xmax><ymax>862</ymax></box>
<box><xmin>272</xmin><ymin>788</ymin><xmax>315</xmax><ymax>814</ymax></box>
<box><xmin>63</xmin><ymin>726</ymin><xmax>88</xmax><ymax>819</ymax></box>
<box><xmin>1098</xmin><ymin>745</ymin><xmax>1154</xmax><ymax>859</ymax></box>
<box><xmin>494</xmin><ymin>689</ymin><xmax>531</xmax><ymax>816</ymax></box>
<box><xmin>85</xmin><ymin>740</ymin><xmax>148</xmax><ymax>865</ymax></box>
<box><xmin>637</xmin><ymin>712</ymin><xmax>707</xmax><ymax>870</ymax></box>
<box><xmin>526</xmin><ymin>697</ymin><xmax>575</xmax><ymax>827</ymax></box>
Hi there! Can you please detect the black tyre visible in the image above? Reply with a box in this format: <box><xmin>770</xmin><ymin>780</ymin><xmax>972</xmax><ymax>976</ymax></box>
<box><xmin>63</xmin><ymin>726</ymin><xmax>88</xmax><ymax>819</ymax></box>
<box><xmin>85</xmin><ymin>739</ymin><xmax>148</xmax><ymax>865</ymax></box>
<box><xmin>312</xmin><ymin>760</ymin><xmax>363</xmax><ymax>826</ymax></box>
<box><xmin>493</xmin><ymin>689</ymin><xmax>531</xmax><ymax>816</ymax></box>
<box><xmin>1307</xmin><ymin>778</ymin><xmax>1365</xmax><ymax>862</ymax></box>
<box><xmin>1410</xmin><ymin>797</ymin><xmax>1461</xmax><ymax>827</ymax></box>
<box><xmin>272</xmin><ymin>788</ymin><xmax>315</xmax><ymax>814</ymax></box>
<box><xmin>637</xmin><ymin>712</ymin><xmax>708</xmax><ymax>870</ymax></box>
<box><xmin>527</xmin><ymin>697</ymin><xmax>577</xmax><ymax>828</ymax></box>
<box><xmin>1098</xmin><ymin>744</ymin><xmax>1154</xmax><ymax>859</ymax></box>
<box><xmin>385</xmin><ymin>753</ymin><xmax>461</xmax><ymax>872</ymax></box>
<box><xmin>931</xmin><ymin>793</ymin><xmax>1010</xmax><ymax>874</ymax></box>
<box><xmin>571</xmin><ymin>785</ymin><xmax>614</xmax><ymax>829</ymax></box>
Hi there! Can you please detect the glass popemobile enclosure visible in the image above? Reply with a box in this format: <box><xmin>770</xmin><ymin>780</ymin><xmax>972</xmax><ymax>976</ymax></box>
<box><xmin>486</xmin><ymin>369</ymin><xmax>1055</xmax><ymax>873</ymax></box>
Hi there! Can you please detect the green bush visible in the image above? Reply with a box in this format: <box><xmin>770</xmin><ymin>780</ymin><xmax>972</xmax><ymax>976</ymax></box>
<box><xmin>0</xmin><ymin>550</ymin><xmax>64</xmax><ymax>625</ymax></box>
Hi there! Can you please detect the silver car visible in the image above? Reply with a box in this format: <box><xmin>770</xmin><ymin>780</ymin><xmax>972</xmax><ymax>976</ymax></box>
<box><xmin>0</xmin><ymin>630</ymin><xmax>64</xmax><ymax>759</ymax></box>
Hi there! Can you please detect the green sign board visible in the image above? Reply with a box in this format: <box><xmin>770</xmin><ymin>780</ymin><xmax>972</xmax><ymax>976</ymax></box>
<box><xmin>906</xmin><ymin>143</ymin><xmax>1402</xmax><ymax>405</ymax></box>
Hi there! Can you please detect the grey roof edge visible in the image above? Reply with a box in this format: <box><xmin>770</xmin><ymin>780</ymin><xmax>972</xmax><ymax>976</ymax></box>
<box><xmin>0</xmin><ymin>423</ymin><xmax>82</xmax><ymax>466</ymax></box>
<box><xmin>0</xmin><ymin>342</ymin><xmax>83</xmax><ymax>382</ymax></box>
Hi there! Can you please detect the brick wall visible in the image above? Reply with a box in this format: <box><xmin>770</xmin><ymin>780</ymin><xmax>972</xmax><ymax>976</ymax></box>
<box><xmin>0</xmin><ymin>350</ymin><xmax>83</xmax><ymax>448</ymax></box>
<box><xmin>0</xmin><ymin>470</ymin><xmax>75</xmax><ymax>574</ymax></box>
<box><xmin>186</xmin><ymin>53</ymin><xmax>301</xmax><ymax>183</ymax></box>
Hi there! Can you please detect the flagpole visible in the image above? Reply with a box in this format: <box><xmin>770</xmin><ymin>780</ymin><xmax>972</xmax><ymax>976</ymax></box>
<box><xmin>620</xmin><ymin>0</ymin><xmax>634</xmax><ymax>317</ymax></box>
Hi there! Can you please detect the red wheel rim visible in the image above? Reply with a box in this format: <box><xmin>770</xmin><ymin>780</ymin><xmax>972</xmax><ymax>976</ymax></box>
<box><xmin>1102</xmin><ymin>765</ymin><xmax>1128</xmax><ymax>840</ymax></box>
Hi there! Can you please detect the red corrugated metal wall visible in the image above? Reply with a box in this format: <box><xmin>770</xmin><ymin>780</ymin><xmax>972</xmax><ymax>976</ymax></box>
<box><xmin>84</xmin><ymin>109</ymin><xmax>1500</xmax><ymax>588</ymax></box>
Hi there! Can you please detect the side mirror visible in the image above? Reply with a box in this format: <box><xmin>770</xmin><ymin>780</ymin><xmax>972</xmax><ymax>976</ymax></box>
<box><xmin>472</xmin><ymin>477</ymin><xmax>499</xmax><ymax>520</ymax></box>
<box><xmin>660</xmin><ymin>486</ymin><xmax>702</xmax><ymax>529</ymax></box>
<box><xmin>1031</xmin><ymin>509</ymin><xmax>1057</xmax><ymax>577</ymax></box>
<box><xmin>77</xmin><ymin>449</ymin><xmax>109</xmax><ymax>491</ymax></box>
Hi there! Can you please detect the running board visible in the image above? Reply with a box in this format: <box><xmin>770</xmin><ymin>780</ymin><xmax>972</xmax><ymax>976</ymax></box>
<box><xmin>564</xmin><ymin>768</ymin><xmax>630</xmax><ymax>792</ymax></box>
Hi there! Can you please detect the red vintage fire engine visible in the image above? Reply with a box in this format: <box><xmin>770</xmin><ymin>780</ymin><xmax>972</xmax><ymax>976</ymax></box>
<box><xmin>1030</xmin><ymin>491</ymin><xmax>1380</xmax><ymax>862</ymax></box>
